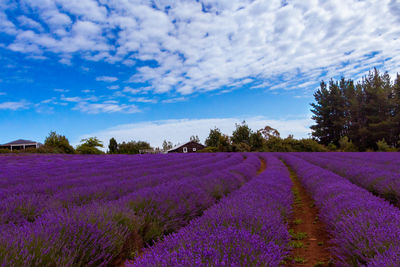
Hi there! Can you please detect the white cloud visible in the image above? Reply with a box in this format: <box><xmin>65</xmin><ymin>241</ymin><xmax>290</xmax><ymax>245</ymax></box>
<box><xmin>0</xmin><ymin>92</ymin><xmax>6</xmax><ymax>96</ymax></box>
<box><xmin>60</xmin><ymin>96</ymin><xmax>83</xmax><ymax>102</ymax></box>
<box><xmin>0</xmin><ymin>100</ymin><xmax>30</xmax><ymax>110</ymax></box>
<box><xmin>123</xmin><ymin>86</ymin><xmax>141</xmax><ymax>94</ymax></box>
<box><xmin>17</xmin><ymin>16</ymin><xmax>44</xmax><ymax>31</ymax></box>
<box><xmin>107</xmin><ymin>85</ymin><xmax>120</xmax><ymax>90</ymax></box>
<box><xmin>129</xmin><ymin>97</ymin><xmax>157</xmax><ymax>103</ymax></box>
<box><xmin>1</xmin><ymin>0</ymin><xmax>400</xmax><ymax>99</ymax></box>
<box><xmin>77</xmin><ymin>116</ymin><xmax>312</xmax><ymax>148</ymax></box>
<box><xmin>54</xmin><ymin>88</ymin><xmax>69</xmax><ymax>93</ymax></box>
<box><xmin>59</xmin><ymin>57</ymin><xmax>72</xmax><ymax>65</ymax></box>
<box><xmin>73</xmin><ymin>102</ymin><xmax>140</xmax><ymax>114</ymax></box>
<box><xmin>96</xmin><ymin>76</ymin><xmax>118</xmax><ymax>82</ymax></box>
<box><xmin>162</xmin><ymin>97</ymin><xmax>187</xmax><ymax>103</ymax></box>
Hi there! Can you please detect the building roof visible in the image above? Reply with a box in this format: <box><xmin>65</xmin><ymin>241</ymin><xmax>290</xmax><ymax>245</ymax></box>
<box><xmin>1</xmin><ymin>139</ymin><xmax>39</xmax><ymax>146</ymax></box>
<box><xmin>167</xmin><ymin>140</ymin><xmax>205</xmax><ymax>152</ymax></box>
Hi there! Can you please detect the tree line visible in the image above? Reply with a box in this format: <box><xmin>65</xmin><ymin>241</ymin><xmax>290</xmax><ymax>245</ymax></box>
<box><xmin>0</xmin><ymin>132</ymin><xmax>153</xmax><ymax>155</ymax></box>
<box><xmin>0</xmin><ymin>124</ymin><xmax>328</xmax><ymax>154</ymax></box>
<box><xmin>310</xmin><ymin>68</ymin><xmax>400</xmax><ymax>151</ymax></box>
<box><xmin>202</xmin><ymin>122</ymin><xmax>326</xmax><ymax>152</ymax></box>
<box><xmin>2</xmin><ymin>67</ymin><xmax>398</xmax><ymax>154</ymax></box>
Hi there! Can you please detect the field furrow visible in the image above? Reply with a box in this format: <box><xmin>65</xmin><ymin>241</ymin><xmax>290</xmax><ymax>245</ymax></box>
<box><xmin>280</xmin><ymin>154</ymin><xmax>400</xmax><ymax>266</ymax></box>
<box><xmin>283</xmin><ymin>161</ymin><xmax>333</xmax><ymax>266</ymax></box>
<box><xmin>0</xmin><ymin>154</ymin><xmax>242</xmax><ymax>226</ymax></box>
<box><xmin>130</xmin><ymin>154</ymin><xmax>293</xmax><ymax>266</ymax></box>
<box><xmin>0</xmin><ymin>154</ymin><xmax>261</xmax><ymax>266</ymax></box>
<box><xmin>295</xmin><ymin>152</ymin><xmax>400</xmax><ymax>206</ymax></box>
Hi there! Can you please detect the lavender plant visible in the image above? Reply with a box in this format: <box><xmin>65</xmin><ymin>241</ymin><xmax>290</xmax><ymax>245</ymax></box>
<box><xmin>280</xmin><ymin>154</ymin><xmax>400</xmax><ymax>266</ymax></box>
<box><xmin>296</xmin><ymin>152</ymin><xmax>400</xmax><ymax>205</ymax></box>
<box><xmin>130</xmin><ymin>155</ymin><xmax>293</xmax><ymax>266</ymax></box>
<box><xmin>0</xmin><ymin>153</ymin><xmax>260</xmax><ymax>266</ymax></box>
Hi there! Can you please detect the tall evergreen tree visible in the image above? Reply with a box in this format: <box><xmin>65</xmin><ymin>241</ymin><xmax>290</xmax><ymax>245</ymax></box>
<box><xmin>362</xmin><ymin>69</ymin><xmax>394</xmax><ymax>148</ymax></box>
<box><xmin>108</xmin><ymin>138</ymin><xmax>118</xmax><ymax>154</ymax></box>
<box><xmin>310</xmin><ymin>81</ymin><xmax>345</xmax><ymax>146</ymax></box>
<box><xmin>310</xmin><ymin>68</ymin><xmax>400</xmax><ymax>151</ymax></box>
<box><xmin>393</xmin><ymin>73</ymin><xmax>400</xmax><ymax>146</ymax></box>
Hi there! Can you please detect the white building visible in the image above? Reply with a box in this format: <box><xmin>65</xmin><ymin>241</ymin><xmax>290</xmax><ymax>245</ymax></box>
<box><xmin>0</xmin><ymin>139</ymin><xmax>42</xmax><ymax>151</ymax></box>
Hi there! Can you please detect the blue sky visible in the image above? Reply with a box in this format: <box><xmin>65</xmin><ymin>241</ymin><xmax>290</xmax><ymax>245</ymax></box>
<box><xmin>1</xmin><ymin>0</ymin><xmax>399</xmax><ymax>148</ymax></box>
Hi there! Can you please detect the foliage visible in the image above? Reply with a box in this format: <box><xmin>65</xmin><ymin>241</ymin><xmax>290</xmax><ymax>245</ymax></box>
<box><xmin>205</xmin><ymin>128</ymin><xmax>232</xmax><ymax>152</ymax></box>
<box><xmin>202</xmin><ymin>123</ymin><xmax>327</xmax><ymax>152</ymax></box>
<box><xmin>198</xmin><ymin>146</ymin><xmax>219</xmax><ymax>153</ymax></box>
<box><xmin>189</xmin><ymin>135</ymin><xmax>200</xmax><ymax>143</ymax></box>
<box><xmin>259</xmin><ymin>126</ymin><xmax>280</xmax><ymax>140</ymax></box>
<box><xmin>311</xmin><ymin>68</ymin><xmax>400</xmax><ymax>151</ymax></box>
<box><xmin>231</xmin><ymin>121</ymin><xmax>252</xmax><ymax>146</ymax></box>
<box><xmin>376</xmin><ymin>139</ymin><xmax>397</xmax><ymax>152</ymax></box>
<box><xmin>249</xmin><ymin>131</ymin><xmax>265</xmax><ymax>151</ymax></box>
<box><xmin>232</xmin><ymin>142</ymin><xmax>251</xmax><ymax>152</ymax></box>
<box><xmin>264</xmin><ymin>136</ymin><xmax>327</xmax><ymax>152</ymax></box>
<box><xmin>162</xmin><ymin>140</ymin><xmax>173</xmax><ymax>151</ymax></box>
<box><xmin>118</xmin><ymin>141</ymin><xmax>152</xmax><ymax>154</ymax></box>
<box><xmin>76</xmin><ymin>137</ymin><xmax>104</xmax><ymax>154</ymax></box>
<box><xmin>205</xmin><ymin>128</ymin><xmax>223</xmax><ymax>147</ymax></box>
<box><xmin>338</xmin><ymin>136</ymin><xmax>358</xmax><ymax>152</ymax></box>
<box><xmin>108</xmin><ymin>138</ymin><xmax>118</xmax><ymax>154</ymax></box>
<box><xmin>44</xmin><ymin>131</ymin><xmax>75</xmax><ymax>154</ymax></box>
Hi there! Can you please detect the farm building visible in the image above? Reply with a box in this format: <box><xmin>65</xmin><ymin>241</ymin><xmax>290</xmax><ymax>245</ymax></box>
<box><xmin>0</xmin><ymin>139</ymin><xmax>42</xmax><ymax>151</ymax></box>
<box><xmin>167</xmin><ymin>141</ymin><xmax>206</xmax><ymax>153</ymax></box>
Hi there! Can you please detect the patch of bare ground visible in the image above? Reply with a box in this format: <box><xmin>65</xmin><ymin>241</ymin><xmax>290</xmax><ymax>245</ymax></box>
<box><xmin>257</xmin><ymin>156</ymin><xmax>267</xmax><ymax>174</ymax></box>
<box><xmin>282</xmin><ymin>162</ymin><xmax>334</xmax><ymax>267</ymax></box>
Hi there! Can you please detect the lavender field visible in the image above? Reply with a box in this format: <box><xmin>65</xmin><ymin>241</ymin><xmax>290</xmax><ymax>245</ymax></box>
<box><xmin>0</xmin><ymin>152</ymin><xmax>399</xmax><ymax>266</ymax></box>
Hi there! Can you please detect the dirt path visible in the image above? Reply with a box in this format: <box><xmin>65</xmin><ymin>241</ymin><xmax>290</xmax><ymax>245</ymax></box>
<box><xmin>257</xmin><ymin>157</ymin><xmax>266</xmax><ymax>174</ymax></box>
<box><xmin>283</xmin><ymin>162</ymin><xmax>334</xmax><ymax>267</ymax></box>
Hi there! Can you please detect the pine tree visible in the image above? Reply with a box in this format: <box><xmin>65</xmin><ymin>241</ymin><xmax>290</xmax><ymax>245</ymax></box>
<box><xmin>108</xmin><ymin>138</ymin><xmax>118</xmax><ymax>154</ymax></box>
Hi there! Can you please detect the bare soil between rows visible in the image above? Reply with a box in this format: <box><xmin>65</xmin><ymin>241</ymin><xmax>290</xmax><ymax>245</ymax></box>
<box><xmin>257</xmin><ymin>157</ymin><xmax>267</xmax><ymax>174</ymax></box>
<box><xmin>284</xmin><ymin>163</ymin><xmax>334</xmax><ymax>267</ymax></box>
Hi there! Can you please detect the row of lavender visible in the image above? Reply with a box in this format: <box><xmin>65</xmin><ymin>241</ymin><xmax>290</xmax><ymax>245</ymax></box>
<box><xmin>130</xmin><ymin>154</ymin><xmax>293</xmax><ymax>266</ymax></box>
<box><xmin>0</xmin><ymin>154</ymin><xmax>261</xmax><ymax>266</ymax></box>
<box><xmin>301</xmin><ymin>152</ymin><xmax>400</xmax><ymax>174</ymax></box>
<box><xmin>0</xmin><ymin>153</ymin><xmax>225</xmax><ymax>190</ymax></box>
<box><xmin>280</xmin><ymin>154</ymin><xmax>400</xmax><ymax>266</ymax></box>
<box><xmin>295</xmin><ymin>152</ymin><xmax>400</xmax><ymax>205</ymax></box>
<box><xmin>0</xmin><ymin>153</ymin><xmax>241</xmax><ymax>225</ymax></box>
<box><xmin>322</xmin><ymin>152</ymin><xmax>400</xmax><ymax>172</ymax></box>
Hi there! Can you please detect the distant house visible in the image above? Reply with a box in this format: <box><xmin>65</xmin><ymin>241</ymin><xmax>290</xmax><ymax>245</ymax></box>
<box><xmin>0</xmin><ymin>139</ymin><xmax>42</xmax><ymax>151</ymax></box>
<box><xmin>167</xmin><ymin>141</ymin><xmax>205</xmax><ymax>153</ymax></box>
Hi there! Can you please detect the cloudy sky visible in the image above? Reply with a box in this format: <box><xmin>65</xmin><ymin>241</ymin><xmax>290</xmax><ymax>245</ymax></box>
<box><xmin>1</xmin><ymin>0</ymin><xmax>399</xmax><ymax>148</ymax></box>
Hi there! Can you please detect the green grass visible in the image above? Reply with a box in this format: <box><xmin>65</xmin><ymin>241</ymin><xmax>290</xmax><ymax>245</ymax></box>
<box><xmin>291</xmin><ymin>231</ymin><xmax>308</xmax><ymax>240</ymax></box>
<box><xmin>294</xmin><ymin>256</ymin><xmax>306</xmax><ymax>263</ymax></box>
<box><xmin>289</xmin><ymin>241</ymin><xmax>305</xmax><ymax>248</ymax></box>
<box><xmin>294</xmin><ymin>218</ymin><xmax>303</xmax><ymax>225</ymax></box>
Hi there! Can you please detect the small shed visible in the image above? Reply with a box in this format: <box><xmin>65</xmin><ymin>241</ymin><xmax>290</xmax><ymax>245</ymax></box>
<box><xmin>167</xmin><ymin>141</ymin><xmax>205</xmax><ymax>153</ymax></box>
<box><xmin>0</xmin><ymin>139</ymin><xmax>42</xmax><ymax>151</ymax></box>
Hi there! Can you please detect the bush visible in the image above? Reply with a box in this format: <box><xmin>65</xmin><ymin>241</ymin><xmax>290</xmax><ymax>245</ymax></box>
<box><xmin>76</xmin><ymin>145</ymin><xmax>104</xmax><ymax>154</ymax></box>
<box><xmin>199</xmin><ymin>147</ymin><xmax>219</xmax><ymax>153</ymax></box>
<box><xmin>44</xmin><ymin>132</ymin><xmax>75</xmax><ymax>154</ymax></box>
<box><xmin>76</xmin><ymin>137</ymin><xmax>104</xmax><ymax>154</ymax></box>
<box><xmin>339</xmin><ymin>136</ymin><xmax>358</xmax><ymax>152</ymax></box>
<box><xmin>376</xmin><ymin>139</ymin><xmax>397</xmax><ymax>152</ymax></box>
